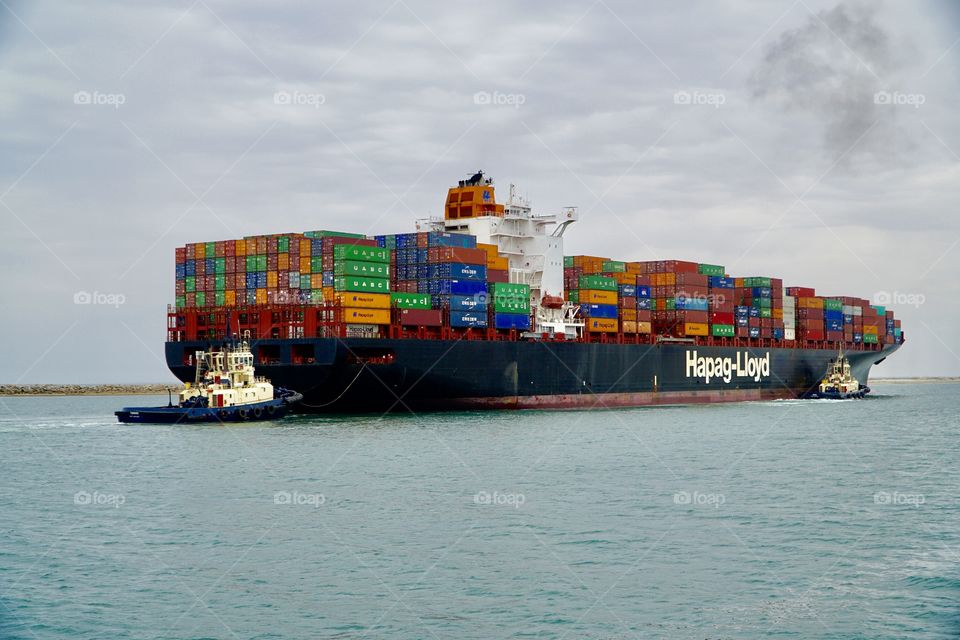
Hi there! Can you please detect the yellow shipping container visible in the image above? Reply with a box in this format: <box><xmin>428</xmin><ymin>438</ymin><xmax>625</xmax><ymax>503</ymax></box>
<box><xmin>225</xmin><ymin>290</ymin><xmax>236</xmax><ymax>306</ymax></box>
<box><xmin>278</xmin><ymin>253</ymin><xmax>290</xmax><ymax>270</ymax></box>
<box><xmin>580</xmin><ymin>289</ymin><xmax>617</xmax><ymax>304</ymax></box>
<box><xmin>797</xmin><ymin>297</ymin><xmax>824</xmax><ymax>309</ymax></box>
<box><xmin>194</xmin><ymin>242</ymin><xmax>206</xmax><ymax>259</ymax></box>
<box><xmin>477</xmin><ymin>242</ymin><xmax>499</xmax><ymax>259</ymax></box>
<box><xmin>300</xmin><ymin>257</ymin><xmax>311</xmax><ymax>273</ymax></box>
<box><xmin>587</xmin><ymin>318</ymin><xmax>618</xmax><ymax>333</ymax></box>
<box><xmin>235</xmin><ymin>239</ymin><xmax>246</xmax><ymax>256</ymax></box>
<box><xmin>735</xmin><ymin>278</ymin><xmax>745</xmax><ymax>287</ymax></box>
<box><xmin>684</xmin><ymin>322</ymin><xmax>709</xmax><ymax>336</ymax></box>
<box><xmin>322</xmin><ymin>286</ymin><xmax>334</xmax><ymax>301</ymax></box>
<box><xmin>335</xmin><ymin>292</ymin><xmax>391</xmax><ymax>309</ymax></box>
<box><xmin>300</xmin><ymin>242</ymin><xmax>311</xmax><ymax>257</ymax></box>
<box><xmin>625</xmin><ymin>262</ymin><xmax>644</xmax><ymax>275</ymax></box>
<box><xmin>621</xmin><ymin>308</ymin><xmax>637</xmax><ymax>322</ymax></box>
<box><xmin>637</xmin><ymin>321</ymin><xmax>652</xmax><ymax>334</ymax></box>
<box><xmin>622</xmin><ymin>320</ymin><xmax>637</xmax><ymax>333</ymax></box>
<box><xmin>488</xmin><ymin>256</ymin><xmax>509</xmax><ymax>271</ymax></box>
<box><xmin>343</xmin><ymin>307</ymin><xmax>390</xmax><ymax>325</ymax></box>
<box><xmin>267</xmin><ymin>271</ymin><xmax>278</xmax><ymax>288</ymax></box>
<box><xmin>310</xmin><ymin>274</ymin><xmax>323</xmax><ymax>289</ymax></box>
<box><xmin>772</xmin><ymin>308</ymin><xmax>783</xmax><ymax>319</ymax></box>
<box><xmin>864</xmin><ymin>325</ymin><xmax>879</xmax><ymax>335</ymax></box>
<box><xmin>255</xmin><ymin>288</ymin><xmax>267</xmax><ymax>304</ymax></box>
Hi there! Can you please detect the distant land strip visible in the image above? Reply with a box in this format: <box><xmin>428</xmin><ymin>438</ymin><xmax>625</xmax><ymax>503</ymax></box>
<box><xmin>0</xmin><ymin>384</ymin><xmax>185</xmax><ymax>396</ymax></box>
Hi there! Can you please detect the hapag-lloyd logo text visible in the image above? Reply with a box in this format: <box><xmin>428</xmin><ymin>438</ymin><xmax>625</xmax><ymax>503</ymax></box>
<box><xmin>686</xmin><ymin>350</ymin><xmax>770</xmax><ymax>383</ymax></box>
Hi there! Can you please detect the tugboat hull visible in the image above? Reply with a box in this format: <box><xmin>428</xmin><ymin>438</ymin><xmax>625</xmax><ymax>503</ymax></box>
<box><xmin>115</xmin><ymin>393</ymin><xmax>303</xmax><ymax>424</ymax></box>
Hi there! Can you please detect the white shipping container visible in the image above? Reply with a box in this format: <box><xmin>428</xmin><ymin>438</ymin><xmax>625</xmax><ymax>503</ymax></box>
<box><xmin>784</xmin><ymin>327</ymin><xmax>796</xmax><ymax>340</ymax></box>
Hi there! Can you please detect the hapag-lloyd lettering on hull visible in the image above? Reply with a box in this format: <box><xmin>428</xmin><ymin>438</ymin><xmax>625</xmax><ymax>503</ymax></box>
<box><xmin>685</xmin><ymin>350</ymin><xmax>770</xmax><ymax>383</ymax></box>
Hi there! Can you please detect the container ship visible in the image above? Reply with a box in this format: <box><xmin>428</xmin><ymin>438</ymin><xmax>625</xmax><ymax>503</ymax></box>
<box><xmin>164</xmin><ymin>171</ymin><xmax>903</xmax><ymax>412</ymax></box>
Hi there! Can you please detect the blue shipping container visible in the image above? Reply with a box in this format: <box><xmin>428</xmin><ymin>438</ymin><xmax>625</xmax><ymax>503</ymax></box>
<box><xmin>824</xmin><ymin>310</ymin><xmax>843</xmax><ymax>321</ymax></box>
<box><xmin>749</xmin><ymin>307</ymin><xmax>760</xmax><ymax>318</ymax></box>
<box><xmin>710</xmin><ymin>276</ymin><xmax>735</xmax><ymax>289</ymax></box>
<box><xmin>175</xmin><ymin>264</ymin><xmax>186</xmax><ymax>279</ymax></box>
<box><xmin>185</xmin><ymin>260</ymin><xmax>196</xmax><ymax>276</ymax></box>
<box><xmin>246</xmin><ymin>273</ymin><xmax>257</xmax><ymax>289</ymax></box>
<box><xmin>494</xmin><ymin>313</ymin><xmax>531</xmax><ymax>330</ymax></box>
<box><xmin>636</xmin><ymin>298</ymin><xmax>652</xmax><ymax>310</ymax></box>
<box><xmin>619</xmin><ymin>284</ymin><xmax>636</xmax><ymax>297</ymax></box>
<box><xmin>676</xmin><ymin>297</ymin><xmax>708</xmax><ymax>311</ymax></box>
<box><xmin>435</xmin><ymin>279</ymin><xmax>487</xmax><ymax>296</ymax></box>
<box><xmin>636</xmin><ymin>286</ymin><xmax>651</xmax><ymax>298</ymax></box>
<box><xmin>429</xmin><ymin>263</ymin><xmax>487</xmax><ymax>281</ymax></box>
<box><xmin>749</xmin><ymin>327</ymin><xmax>761</xmax><ymax>338</ymax></box>
<box><xmin>772</xmin><ymin>327</ymin><xmax>784</xmax><ymax>339</ymax></box>
<box><xmin>433</xmin><ymin>294</ymin><xmax>487</xmax><ymax>311</ymax></box>
<box><xmin>750</xmin><ymin>287</ymin><xmax>771</xmax><ymax>297</ymax></box>
<box><xmin>427</xmin><ymin>232</ymin><xmax>477</xmax><ymax>248</ymax></box>
<box><xmin>450</xmin><ymin>311</ymin><xmax>487</xmax><ymax>328</ymax></box>
<box><xmin>580</xmin><ymin>303</ymin><xmax>618</xmax><ymax>319</ymax></box>
<box><xmin>735</xmin><ymin>305</ymin><xmax>750</xmax><ymax>317</ymax></box>
<box><xmin>256</xmin><ymin>272</ymin><xmax>267</xmax><ymax>288</ymax></box>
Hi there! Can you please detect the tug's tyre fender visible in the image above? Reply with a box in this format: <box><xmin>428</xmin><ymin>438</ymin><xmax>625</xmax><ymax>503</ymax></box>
<box><xmin>252</xmin><ymin>407</ymin><xmax>264</xmax><ymax>420</ymax></box>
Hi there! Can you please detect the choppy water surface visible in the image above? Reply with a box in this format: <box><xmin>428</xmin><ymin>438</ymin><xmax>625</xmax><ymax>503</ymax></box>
<box><xmin>1</xmin><ymin>383</ymin><xmax>958</xmax><ymax>639</ymax></box>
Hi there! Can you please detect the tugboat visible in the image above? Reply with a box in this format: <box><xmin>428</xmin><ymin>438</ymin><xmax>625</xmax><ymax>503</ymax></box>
<box><xmin>809</xmin><ymin>349</ymin><xmax>869</xmax><ymax>399</ymax></box>
<box><xmin>116</xmin><ymin>340</ymin><xmax>302</xmax><ymax>423</ymax></box>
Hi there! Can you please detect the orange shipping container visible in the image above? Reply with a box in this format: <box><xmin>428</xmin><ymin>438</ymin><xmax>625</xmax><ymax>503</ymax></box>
<box><xmin>343</xmin><ymin>307</ymin><xmax>390</xmax><ymax>325</ymax></box>
<box><xmin>772</xmin><ymin>308</ymin><xmax>783</xmax><ymax>319</ymax></box>
<box><xmin>612</xmin><ymin>272</ymin><xmax>634</xmax><ymax>285</ymax></box>
<box><xmin>621</xmin><ymin>309</ymin><xmax>637</xmax><ymax>322</ymax></box>
<box><xmin>267</xmin><ymin>271</ymin><xmax>278</xmax><ymax>288</ymax></box>
<box><xmin>255</xmin><ymin>288</ymin><xmax>267</xmax><ymax>304</ymax></box>
<box><xmin>580</xmin><ymin>289</ymin><xmax>617</xmax><ymax>304</ymax></box>
<box><xmin>488</xmin><ymin>256</ymin><xmax>509</xmax><ymax>270</ymax></box>
<box><xmin>278</xmin><ymin>253</ymin><xmax>290</xmax><ymax>270</ymax></box>
<box><xmin>246</xmin><ymin>239</ymin><xmax>258</xmax><ymax>255</ymax></box>
<box><xmin>587</xmin><ymin>318</ymin><xmax>618</xmax><ymax>333</ymax></box>
<box><xmin>322</xmin><ymin>287</ymin><xmax>334</xmax><ymax>301</ymax></box>
<box><xmin>300</xmin><ymin>257</ymin><xmax>311</xmax><ymax>273</ymax></box>
<box><xmin>225</xmin><ymin>290</ymin><xmax>236</xmax><ymax>306</ymax></box>
<box><xmin>335</xmin><ymin>292</ymin><xmax>391</xmax><ymax>309</ymax></box>
<box><xmin>863</xmin><ymin>325</ymin><xmax>879</xmax><ymax>335</ymax></box>
<box><xmin>622</xmin><ymin>320</ymin><xmax>637</xmax><ymax>333</ymax></box>
<box><xmin>797</xmin><ymin>297</ymin><xmax>824</xmax><ymax>309</ymax></box>
<box><xmin>477</xmin><ymin>243</ymin><xmax>499</xmax><ymax>259</ymax></box>
<box><xmin>310</xmin><ymin>274</ymin><xmax>323</xmax><ymax>289</ymax></box>
<box><xmin>300</xmin><ymin>241</ymin><xmax>311</xmax><ymax>257</ymax></box>
<box><xmin>235</xmin><ymin>239</ymin><xmax>246</xmax><ymax>256</ymax></box>
<box><xmin>683</xmin><ymin>322</ymin><xmax>709</xmax><ymax>336</ymax></box>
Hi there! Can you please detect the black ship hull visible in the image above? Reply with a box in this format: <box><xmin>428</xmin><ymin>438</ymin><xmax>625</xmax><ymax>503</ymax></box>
<box><xmin>164</xmin><ymin>339</ymin><xmax>899</xmax><ymax>413</ymax></box>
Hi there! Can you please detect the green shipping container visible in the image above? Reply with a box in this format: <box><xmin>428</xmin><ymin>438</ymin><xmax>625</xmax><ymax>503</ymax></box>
<box><xmin>333</xmin><ymin>245</ymin><xmax>390</xmax><ymax>263</ymax></box>
<box><xmin>492</xmin><ymin>282</ymin><xmax>531</xmax><ymax>313</ymax></box>
<box><xmin>563</xmin><ymin>256</ymin><xmax>574</xmax><ymax>268</ymax></box>
<box><xmin>278</xmin><ymin>236</ymin><xmax>289</xmax><ymax>253</ymax></box>
<box><xmin>175</xmin><ymin>295</ymin><xmax>186</xmax><ymax>309</ymax></box>
<box><xmin>246</xmin><ymin>256</ymin><xmax>257</xmax><ymax>272</ymax></box>
<box><xmin>215</xmin><ymin>291</ymin><xmax>225</xmax><ymax>307</ymax></box>
<box><xmin>256</xmin><ymin>255</ymin><xmax>267</xmax><ymax>272</ymax></box>
<box><xmin>711</xmin><ymin>324</ymin><xmax>735</xmax><ymax>337</ymax></box>
<box><xmin>304</xmin><ymin>230</ymin><xmax>366</xmax><ymax>240</ymax></box>
<box><xmin>215</xmin><ymin>257</ymin><xmax>226</xmax><ymax>274</ymax></box>
<box><xmin>568</xmin><ymin>290</ymin><xmax>579</xmax><ymax>303</ymax></box>
<box><xmin>872</xmin><ymin>305</ymin><xmax>886</xmax><ymax>315</ymax></box>
<box><xmin>745</xmin><ymin>277</ymin><xmax>772</xmax><ymax>287</ymax></box>
<box><xmin>205</xmin><ymin>242</ymin><xmax>215</xmax><ymax>257</ymax></box>
<box><xmin>578</xmin><ymin>275</ymin><xmax>617</xmax><ymax>291</ymax></box>
<box><xmin>195</xmin><ymin>291</ymin><xmax>206</xmax><ymax>307</ymax></box>
<box><xmin>185</xmin><ymin>276</ymin><xmax>196</xmax><ymax>293</ymax></box>
<box><xmin>334</xmin><ymin>260</ymin><xmax>390</xmax><ymax>278</ymax></box>
<box><xmin>823</xmin><ymin>298</ymin><xmax>843</xmax><ymax>311</ymax></box>
<box><xmin>698</xmin><ymin>263</ymin><xmax>725</xmax><ymax>277</ymax></box>
<box><xmin>759</xmin><ymin>307</ymin><xmax>772</xmax><ymax>318</ymax></box>
<box><xmin>602</xmin><ymin>260</ymin><xmax>626</xmax><ymax>273</ymax></box>
<box><xmin>334</xmin><ymin>276</ymin><xmax>390</xmax><ymax>293</ymax></box>
<box><xmin>300</xmin><ymin>275</ymin><xmax>311</xmax><ymax>289</ymax></box>
<box><xmin>310</xmin><ymin>257</ymin><xmax>323</xmax><ymax>273</ymax></box>
<box><xmin>310</xmin><ymin>290</ymin><xmax>324</xmax><ymax>303</ymax></box>
<box><xmin>752</xmin><ymin>297</ymin><xmax>772</xmax><ymax>309</ymax></box>
<box><xmin>215</xmin><ymin>275</ymin><xmax>226</xmax><ymax>291</ymax></box>
<box><xmin>863</xmin><ymin>333</ymin><xmax>879</xmax><ymax>344</ymax></box>
<box><xmin>391</xmin><ymin>293</ymin><xmax>431</xmax><ymax>309</ymax></box>
<box><xmin>665</xmin><ymin>298</ymin><xmax>676</xmax><ymax>310</ymax></box>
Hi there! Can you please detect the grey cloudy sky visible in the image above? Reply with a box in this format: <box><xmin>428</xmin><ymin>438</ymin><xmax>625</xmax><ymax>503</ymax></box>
<box><xmin>1</xmin><ymin>0</ymin><xmax>957</xmax><ymax>382</ymax></box>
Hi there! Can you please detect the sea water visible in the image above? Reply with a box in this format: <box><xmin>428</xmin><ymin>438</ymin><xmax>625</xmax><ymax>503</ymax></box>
<box><xmin>1</xmin><ymin>383</ymin><xmax>957</xmax><ymax>639</ymax></box>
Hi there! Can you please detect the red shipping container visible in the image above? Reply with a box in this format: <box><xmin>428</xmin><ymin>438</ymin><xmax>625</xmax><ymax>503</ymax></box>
<box><xmin>416</xmin><ymin>232</ymin><xmax>429</xmax><ymax>248</ymax></box>
<box><xmin>798</xmin><ymin>308</ymin><xmax>824</xmax><ymax>320</ymax></box>
<box><xmin>487</xmin><ymin>269</ymin><xmax>509</xmax><ymax>283</ymax></box>
<box><xmin>826</xmin><ymin>331</ymin><xmax>843</xmax><ymax>341</ymax></box>
<box><xmin>195</xmin><ymin>260</ymin><xmax>206</xmax><ymax>276</ymax></box>
<box><xmin>436</xmin><ymin>247</ymin><xmax>487</xmax><ymax>264</ymax></box>
<box><xmin>225</xmin><ymin>241</ymin><xmax>235</xmax><ymax>257</ymax></box>
<box><xmin>709</xmin><ymin>295</ymin><xmax>735</xmax><ymax>312</ymax></box>
<box><xmin>635</xmin><ymin>275</ymin><xmax>652</xmax><ymax>286</ymax></box>
<box><xmin>749</xmin><ymin>317</ymin><xmax>760</xmax><ymax>328</ymax></box>
<box><xmin>321</xmin><ymin>236</ymin><xmax>378</xmax><ymax>249</ymax></box>
<box><xmin>711</xmin><ymin>312</ymin><xmax>734</xmax><ymax>325</ymax></box>
<box><xmin>185</xmin><ymin>292</ymin><xmax>196</xmax><ymax>307</ymax></box>
<box><xmin>636</xmin><ymin>309</ymin><xmax>652</xmax><ymax>321</ymax></box>
<box><xmin>787</xmin><ymin>287</ymin><xmax>816</xmax><ymax>297</ymax></box>
<box><xmin>175</xmin><ymin>247</ymin><xmax>186</xmax><ymax>263</ymax></box>
<box><xmin>175</xmin><ymin>281</ymin><xmax>185</xmax><ymax>295</ymax></box>
<box><xmin>676</xmin><ymin>310</ymin><xmax>708</xmax><ymax>323</ymax></box>
<box><xmin>214</xmin><ymin>241</ymin><xmax>226</xmax><ymax>257</ymax></box>
<box><xmin>760</xmin><ymin>327</ymin><xmax>772</xmax><ymax>339</ymax></box>
<box><xmin>662</xmin><ymin>260</ymin><xmax>699</xmax><ymax>273</ymax></box>
<box><xmin>736</xmin><ymin>326</ymin><xmax>750</xmax><ymax>338</ymax></box>
<box><xmin>226</xmin><ymin>273</ymin><xmax>237</xmax><ymax>289</ymax></box>
<box><xmin>619</xmin><ymin>296</ymin><xmax>637</xmax><ymax>309</ymax></box>
<box><xmin>761</xmin><ymin>318</ymin><xmax>772</xmax><ymax>328</ymax></box>
<box><xmin>675</xmin><ymin>273</ymin><xmax>709</xmax><ymax>287</ymax></box>
<box><xmin>400</xmin><ymin>308</ymin><xmax>443</xmax><ymax>326</ymax></box>
<box><xmin>801</xmin><ymin>328</ymin><xmax>825</xmax><ymax>340</ymax></box>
